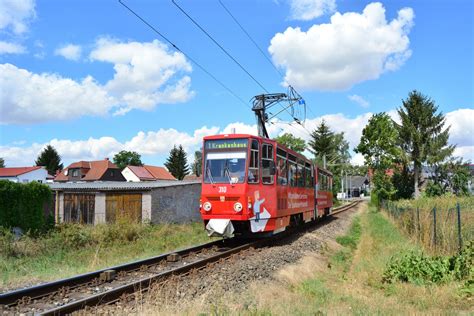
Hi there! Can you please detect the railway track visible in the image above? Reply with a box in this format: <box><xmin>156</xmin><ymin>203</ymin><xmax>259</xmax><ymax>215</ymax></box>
<box><xmin>0</xmin><ymin>200</ymin><xmax>360</xmax><ymax>315</ymax></box>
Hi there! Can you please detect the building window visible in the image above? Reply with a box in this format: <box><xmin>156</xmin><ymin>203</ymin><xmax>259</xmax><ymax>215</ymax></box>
<box><xmin>72</xmin><ymin>169</ymin><xmax>79</xmax><ymax>177</ymax></box>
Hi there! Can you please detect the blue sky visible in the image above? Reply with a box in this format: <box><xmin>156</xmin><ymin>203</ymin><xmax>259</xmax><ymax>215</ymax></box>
<box><xmin>0</xmin><ymin>0</ymin><xmax>473</xmax><ymax>168</ymax></box>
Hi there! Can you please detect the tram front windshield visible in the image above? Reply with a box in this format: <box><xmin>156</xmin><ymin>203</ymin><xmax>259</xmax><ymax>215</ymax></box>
<box><xmin>204</xmin><ymin>152</ymin><xmax>247</xmax><ymax>184</ymax></box>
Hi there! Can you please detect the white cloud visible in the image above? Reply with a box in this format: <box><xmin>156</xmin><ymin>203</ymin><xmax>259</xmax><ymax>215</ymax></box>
<box><xmin>0</xmin><ymin>41</ymin><xmax>25</xmax><ymax>54</ymax></box>
<box><xmin>0</xmin><ymin>63</ymin><xmax>115</xmax><ymax>124</ymax></box>
<box><xmin>0</xmin><ymin>0</ymin><xmax>35</xmax><ymax>34</ymax></box>
<box><xmin>0</xmin><ymin>0</ymin><xmax>35</xmax><ymax>55</ymax></box>
<box><xmin>453</xmin><ymin>146</ymin><xmax>474</xmax><ymax>162</ymax></box>
<box><xmin>445</xmin><ymin>108</ymin><xmax>474</xmax><ymax>148</ymax></box>
<box><xmin>54</xmin><ymin>44</ymin><xmax>82</xmax><ymax>61</ymax></box>
<box><xmin>348</xmin><ymin>94</ymin><xmax>369</xmax><ymax>108</ymax></box>
<box><xmin>269</xmin><ymin>2</ymin><xmax>414</xmax><ymax>91</ymax></box>
<box><xmin>3</xmin><ymin>109</ymin><xmax>472</xmax><ymax>167</ymax></box>
<box><xmin>90</xmin><ymin>38</ymin><xmax>194</xmax><ymax>115</ymax></box>
<box><xmin>289</xmin><ymin>0</ymin><xmax>336</xmax><ymax>20</ymax></box>
<box><xmin>0</xmin><ymin>39</ymin><xmax>195</xmax><ymax>124</ymax></box>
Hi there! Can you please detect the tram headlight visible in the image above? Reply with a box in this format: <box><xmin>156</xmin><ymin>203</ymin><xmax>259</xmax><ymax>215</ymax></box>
<box><xmin>234</xmin><ymin>202</ymin><xmax>243</xmax><ymax>213</ymax></box>
<box><xmin>203</xmin><ymin>202</ymin><xmax>212</xmax><ymax>212</ymax></box>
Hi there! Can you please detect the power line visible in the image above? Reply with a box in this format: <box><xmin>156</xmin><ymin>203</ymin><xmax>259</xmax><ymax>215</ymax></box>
<box><xmin>217</xmin><ymin>0</ymin><xmax>318</xmax><ymax>123</ymax></box>
<box><xmin>118</xmin><ymin>0</ymin><xmax>250</xmax><ymax>109</ymax></box>
<box><xmin>218</xmin><ymin>0</ymin><xmax>284</xmax><ymax>79</ymax></box>
<box><xmin>171</xmin><ymin>0</ymin><xmax>269</xmax><ymax>93</ymax></box>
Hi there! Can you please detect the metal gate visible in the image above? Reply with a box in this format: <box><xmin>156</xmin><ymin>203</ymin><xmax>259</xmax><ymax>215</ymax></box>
<box><xmin>63</xmin><ymin>194</ymin><xmax>95</xmax><ymax>224</ymax></box>
<box><xmin>106</xmin><ymin>193</ymin><xmax>142</xmax><ymax>223</ymax></box>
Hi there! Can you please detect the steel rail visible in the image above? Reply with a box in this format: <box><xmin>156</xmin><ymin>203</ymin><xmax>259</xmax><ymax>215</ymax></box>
<box><xmin>0</xmin><ymin>239</ymin><xmax>231</xmax><ymax>306</ymax></box>
<box><xmin>1</xmin><ymin>199</ymin><xmax>361</xmax><ymax>315</ymax></box>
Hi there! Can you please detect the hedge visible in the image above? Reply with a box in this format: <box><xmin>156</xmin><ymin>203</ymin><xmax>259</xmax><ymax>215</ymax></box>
<box><xmin>0</xmin><ymin>180</ymin><xmax>53</xmax><ymax>232</ymax></box>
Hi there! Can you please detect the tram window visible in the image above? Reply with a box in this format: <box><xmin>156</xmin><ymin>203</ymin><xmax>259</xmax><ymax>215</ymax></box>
<box><xmin>288</xmin><ymin>162</ymin><xmax>297</xmax><ymax>186</ymax></box>
<box><xmin>305</xmin><ymin>167</ymin><xmax>312</xmax><ymax>187</ymax></box>
<box><xmin>296</xmin><ymin>163</ymin><xmax>305</xmax><ymax>187</ymax></box>
<box><xmin>261</xmin><ymin>143</ymin><xmax>274</xmax><ymax>184</ymax></box>
<box><xmin>248</xmin><ymin>139</ymin><xmax>259</xmax><ymax>183</ymax></box>
<box><xmin>277</xmin><ymin>155</ymin><xmax>287</xmax><ymax>186</ymax></box>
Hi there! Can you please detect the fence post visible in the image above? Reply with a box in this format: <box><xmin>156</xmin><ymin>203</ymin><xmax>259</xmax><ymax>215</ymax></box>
<box><xmin>432</xmin><ymin>207</ymin><xmax>437</xmax><ymax>250</ymax></box>
<box><xmin>417</xmin><ymin>207</ymin><xmax>420</xmax><ymax>241</ymax></box>
<box><xmin>457</xmin><ymin>203</ymin><xmax>462</xmax><ymax>251</ymax></box>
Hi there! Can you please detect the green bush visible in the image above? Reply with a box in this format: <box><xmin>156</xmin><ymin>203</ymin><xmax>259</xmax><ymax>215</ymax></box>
<box><xmin>383</xmin><ymin>241</ymin><xmax>473</xmax><ymax>285</ymax></box>
<box><xmin>0</xmin><ymin>180</ymin><xmax>52</xmax><ymax>232</ymax></box>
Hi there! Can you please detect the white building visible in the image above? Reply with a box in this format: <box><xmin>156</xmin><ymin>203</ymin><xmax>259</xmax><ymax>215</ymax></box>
<box><xmin>0</xmin><ymin>166</ymin><xmax>48</xmax><ymax>183</ymax></box>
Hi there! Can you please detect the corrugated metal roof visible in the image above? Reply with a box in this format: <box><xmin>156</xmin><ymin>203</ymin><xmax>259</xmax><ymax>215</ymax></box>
<box><xmin>48</xmin><ymin>180</ymin><xmax>200</xmax><ymax>191</ymax></box>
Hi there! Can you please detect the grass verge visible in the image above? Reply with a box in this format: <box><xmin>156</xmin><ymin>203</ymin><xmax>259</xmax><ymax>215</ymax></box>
<box><xmin>0</xmin><ymin>221</ymin><xmax>209</xmax><ymax>290</ymax></box>
<box><xmin>187</xmin><ymin>203</ymin><xmax>472</xmax><ymax>315</ymax></box>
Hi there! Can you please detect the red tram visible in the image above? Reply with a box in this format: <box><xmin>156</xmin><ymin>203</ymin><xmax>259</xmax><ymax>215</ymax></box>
<box><xmin>199</xmin><ymin>133</ymin><xmax>333</xmax><ymax>237</ymax></box>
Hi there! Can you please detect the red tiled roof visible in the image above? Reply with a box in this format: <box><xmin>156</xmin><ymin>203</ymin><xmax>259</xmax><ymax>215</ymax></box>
<box><xmin>126</xmin><ymin>165</ymin><xmax>176</xmax><ymax>180</ymax></box>
<box><xmin>127</xmin><ymin>165</ymin><xmax>154</xmax><ymax>180</ymax></box>
<box><xmin>55</xmin><ymin>159</ymin><xmax>120</xmax><ymax>182</ymax></box>
<box><xmin>183</xmin><ymin>174</ymin><xmax>202</xmax><ymax>181</ymax></box>
<box><xmin>0</xmin><ymin>166</ymin><xmax>43</xmax><ymax>177</ymax></box>
<box><xmin>144</xmin><ymin>165</ymin><xmax>176</xmax><ymax>180</ymax></box>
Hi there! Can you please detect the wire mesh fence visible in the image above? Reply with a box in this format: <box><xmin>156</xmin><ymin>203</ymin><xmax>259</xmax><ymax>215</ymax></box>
<box><xmin>381</xmin><ymin>198</ymin><xmax>474</xmax><ymax>255</ymax></box>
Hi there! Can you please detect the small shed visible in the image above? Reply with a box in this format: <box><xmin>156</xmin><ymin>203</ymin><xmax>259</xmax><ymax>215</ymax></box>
<box><xmin>49</xmin><ymin>181</ymin><xmax>201</xmax><ymax>225</ymax></box>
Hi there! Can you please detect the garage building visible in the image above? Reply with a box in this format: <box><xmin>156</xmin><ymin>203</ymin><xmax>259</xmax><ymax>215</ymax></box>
<box><xmin>49</xmin><ymin>181</ymin><xmax>201</xmax><ymax>225</ymax></box>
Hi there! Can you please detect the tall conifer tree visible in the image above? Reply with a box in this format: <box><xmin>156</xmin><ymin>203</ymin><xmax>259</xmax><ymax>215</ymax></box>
<box><xmin>165</xmin><ymin>145</ymin><xmax>190</xmax><ymax>180</ymax></box>
<box><xmin>397</xmin><ymin>90</ymin><xmax>454</xmax><ymax>198</ymax></box>
<box><xmin>35</xmin><ymin>145</ymin><xmax>63</xmax><ymax>175</ymax></box>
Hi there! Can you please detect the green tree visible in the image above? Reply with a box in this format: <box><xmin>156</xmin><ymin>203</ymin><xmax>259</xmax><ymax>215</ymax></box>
<box><xmin>356</xmin><ymin>113</ymin><xmax>400</xmax><ymax>202</ymax></box>
<box><xmin>274</xmin><ymin>133</ymin><xmax>306</xmax><ymax>153</ymax></box>
<box><xmin>113</xmin><ymin>150</ymin><xmax>143</xmax><ymax>170</ymax></box>
<box><xmin>427</xmin><ymin>158</ymin><xmax>470</xmax><ymax>196</ymax></box>
<box><xmin>307</xmin><ymin>120</ymin><xmax>351</xmax><ymax>201</ymax></box>
<box><xmin>308</xmin><ymin>120</ymin><xmax>350</xmax><ymax>167</ymax></box>
<box><xmin>35</xmin><ymin>145</ymin><xmax>63</xmax><ymax>175</ymax></box>
<box><xmin>308</xmin><ymin>120</ymin><xmax>335</xmax><ymax>165</ymax></box>
<box><xmin>392</xmin><ymin>167</ymin><xmax>415</xmax><ymax>200</ymax></box>
<box><xmin>397</xmin><ymin>90</ymin><xmax>454</xmax><ymax>198</ymax></box>
<box><xmin>165</xmin><ymin>145</ymin><xmax>190</xmax><ymax>180</ymax></box>
<box><xmin>356</xmin><ymin>113</ymin><xmax>399</xmax><ymax>171</ymax></box>
<box><xmin>192</xmin><ymin>150</ymin><xmax>202</xmax><ymax>177</ymax></box>
<box><xmin>0</xmin><ymin>158</ymin><xmax>4</xmax><ymax>168</ymax></box>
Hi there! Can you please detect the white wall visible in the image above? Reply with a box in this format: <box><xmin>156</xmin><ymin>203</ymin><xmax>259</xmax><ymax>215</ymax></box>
<box><xmin>122</xmin><ymin>167</ymin><xmax>141</xmax><ymax>182</ymax></box>
<box><xmin>1</xmin><ymin>168</ymin><xmax>48</xmax><ymax>183</ymax></box>
<box><xmin>0</xmin><ymin>176</ymin><xmax>19</xmax><ymax>182</ymax></box>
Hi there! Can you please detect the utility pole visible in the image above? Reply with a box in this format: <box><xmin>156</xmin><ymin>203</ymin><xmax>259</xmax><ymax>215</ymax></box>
<box><xmin>341</xmin><ymin>170</ymin><xmax>344</xmax><ymax>198</ymax></box>
<box><xmin>349</xmin><ymin>175</ymin><xmax>352</xmax><ymax>199</ymax></box>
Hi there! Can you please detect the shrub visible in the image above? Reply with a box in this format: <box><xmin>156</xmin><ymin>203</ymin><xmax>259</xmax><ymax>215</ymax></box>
<box><xmin>0</xmin><ymin>180</ymin><xmax>52</xmax><ymax>233</ymax></box>
<box><xmin>383</xmin><ymin>241</ymin><xmax>473</xmax><ymax>285</ymax></box>
<box><xmin>0</xmin><ymin>227</ymin><xmax>15</xmax><ymax>257</ymax></box>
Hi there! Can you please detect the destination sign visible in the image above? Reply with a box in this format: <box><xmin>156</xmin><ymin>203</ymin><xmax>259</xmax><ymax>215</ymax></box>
<box><xmin>205</xmin><ymin>138</ymin><xmax>248</xmax><ymax>150</ymax></box>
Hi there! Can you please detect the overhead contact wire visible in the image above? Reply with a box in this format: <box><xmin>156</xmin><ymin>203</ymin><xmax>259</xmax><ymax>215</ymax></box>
<box><xmin>218</xmin><ymin>0</ymin><xmax>284</xmax><ymax>79</ymax></box>
<box><xmin>118</xmin><ymin>0</ymin><xmax>250</xmax><ymax>109</ymax></box>
<box><xmin>172</xmin><ymin>0</ymin><xmax>269</xmax><ymax>94</ymax></box>
<box><xmin>218</xmin><ymin>1</ymin><xmax>317</xmax><ymax>125</ymax></box>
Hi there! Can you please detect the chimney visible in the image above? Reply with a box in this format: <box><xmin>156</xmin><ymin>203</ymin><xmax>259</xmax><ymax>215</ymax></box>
<box><xmin>104</xmin><ymin>157</ymin><xmax>109</xmax><ymax>161</ymax></box>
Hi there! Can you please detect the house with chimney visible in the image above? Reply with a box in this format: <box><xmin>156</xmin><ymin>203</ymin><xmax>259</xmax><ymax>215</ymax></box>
<box><xmin>121</xmin><ymin>165</ymin><xmax>176</xmax><ymax>182</ymax></box>
<box><xmin>55</xmin><ymin>158</ymin><xmax>125</xmax><ymax>182</ymax></box>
